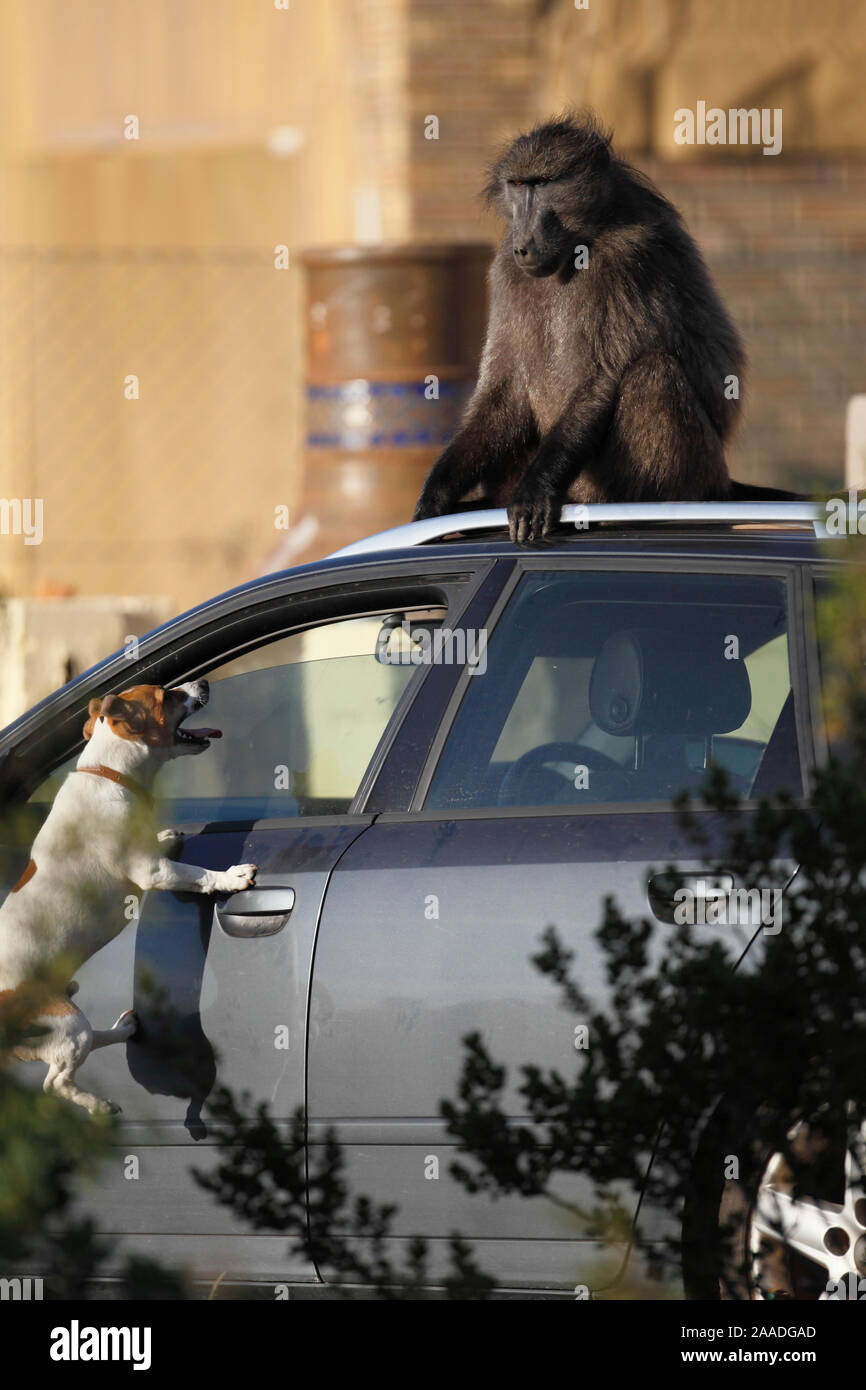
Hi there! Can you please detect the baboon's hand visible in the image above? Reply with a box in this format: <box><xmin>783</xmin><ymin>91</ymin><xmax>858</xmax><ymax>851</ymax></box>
<box><xmin>413</xmin><ymin>453</ymin><xmax>462</xmax><ymax>522</ymax></box>
<box><xmin>507</xmin><ymin>478</ymin><xmax>559</xmax><ymax>545</ymax></box>
<box><xmin>412</xmin><ymin>490</ymin><xmax>446</xmax><ymax>522</ymax></box>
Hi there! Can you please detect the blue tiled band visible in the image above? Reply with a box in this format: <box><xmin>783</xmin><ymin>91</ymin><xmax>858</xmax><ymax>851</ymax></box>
<box><xmin>306</xmin><ymin>378</ymin><xmax>474</xmax><ymax>449</ymax></box>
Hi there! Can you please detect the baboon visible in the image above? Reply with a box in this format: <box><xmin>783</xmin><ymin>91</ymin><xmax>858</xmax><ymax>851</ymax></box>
<box><xmin>413</xmin><ymin>114</ymin><xmax>799</xmax><ymax>543</ymax></box>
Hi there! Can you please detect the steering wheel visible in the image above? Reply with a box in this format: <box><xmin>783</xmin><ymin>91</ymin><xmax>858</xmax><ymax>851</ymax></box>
<box><xmin>497</xmin><ymin>740</ymin><xmax>630</xmax><ymax>807</ymax></box>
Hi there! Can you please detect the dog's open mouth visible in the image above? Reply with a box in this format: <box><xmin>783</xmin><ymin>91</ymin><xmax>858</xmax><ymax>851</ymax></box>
<box><xmin>174</xmin><ymin>724</ymin><xmax>222</xmax><ymax>748</ymax></box>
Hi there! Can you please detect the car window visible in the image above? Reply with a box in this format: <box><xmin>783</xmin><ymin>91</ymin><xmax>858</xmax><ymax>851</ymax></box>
<box><xmin>425</xmin><ymin>570</ymin><xmax>801</xmax><ymax>810</ymax></box>
<box><xmin>31</xmin><ymin>608</ymin><xmax>444</xmax><ymax>821</ymax></box>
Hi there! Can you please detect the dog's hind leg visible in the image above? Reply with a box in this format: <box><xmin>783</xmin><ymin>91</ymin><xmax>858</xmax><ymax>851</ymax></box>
<box><xmin>35</xmin><ymin>1002</ymin><xmax>121</xmax><ymax>1115</ymax></box>
<box><xmin>43</xmin><ymin>1061</ymin><xmax>120</xmax><ymax>1115</ymax></box>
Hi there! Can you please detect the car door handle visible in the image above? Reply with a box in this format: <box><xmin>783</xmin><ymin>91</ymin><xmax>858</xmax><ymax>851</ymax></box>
<box><xmin>215</xmin><ymin>885</ymin><xmax>296</xmax><ymax>938</ymax></box>
<box><xmin>647</xmin><ymin>871</ymin><xmax>734</xmax><ymax>925</ymax></box>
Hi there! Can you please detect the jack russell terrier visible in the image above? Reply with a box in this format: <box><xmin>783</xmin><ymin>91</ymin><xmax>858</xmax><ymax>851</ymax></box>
<box><xmin>0</xmin><ymin>680</ymin><xmax>256</xmax><ymax>1115</ymax></box>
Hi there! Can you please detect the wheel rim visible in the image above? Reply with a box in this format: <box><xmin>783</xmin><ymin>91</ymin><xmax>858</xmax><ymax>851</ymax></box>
<box><xmin>748</xmin><ymin>1114</ymin><xmax>866</xmax><ymax>1299</ymax></box>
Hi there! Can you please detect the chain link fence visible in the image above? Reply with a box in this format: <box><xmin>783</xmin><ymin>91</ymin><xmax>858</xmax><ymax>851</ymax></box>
<box><xmin>0</xmin><ymin>247</ymin><xmax>299</xmax><ymax>609</ymax></box>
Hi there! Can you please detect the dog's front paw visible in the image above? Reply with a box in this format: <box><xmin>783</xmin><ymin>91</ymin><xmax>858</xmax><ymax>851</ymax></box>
<box><xmin>157</xmin><ymin>828</ymin><xmax>184</xmax><ymax>856</ymax></box>
<box><xmin>214</xmin><ymin>863</ymin><xmax>258</xmax><ymax>894</ymax></box>
<box><xmin>112</xmin><ymin>1009</ymin><xmax>138</xmax><ymax>1041</ymax></box>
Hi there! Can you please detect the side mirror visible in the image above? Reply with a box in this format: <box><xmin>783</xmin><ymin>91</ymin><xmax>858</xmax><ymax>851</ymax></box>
<box><xmin>375</xmin><ymin>613</ymin><xmax>407</xmax><ymax>664</ymax></box>
<box><xmin>375</xmin><ymin>613</ymin><xmax>444</xmax><ymax>666</ymax></box>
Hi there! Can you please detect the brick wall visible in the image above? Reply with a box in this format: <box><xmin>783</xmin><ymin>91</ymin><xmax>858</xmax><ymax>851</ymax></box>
<box><xmin>638</xmin><ymin>157</ymin><xmax>866</xmax><ymax>492</ymax></box>
<box><xmin>407</xmin><ymin>0</ymin><xmax>536</xmax><ymax>240</ymax></box>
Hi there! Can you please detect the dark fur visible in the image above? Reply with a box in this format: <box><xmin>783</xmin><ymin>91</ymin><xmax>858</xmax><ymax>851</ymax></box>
<box><xmin>413</xmin><ymin>114</ymin><xmax>799</xmax><ymax>543</ymax></box>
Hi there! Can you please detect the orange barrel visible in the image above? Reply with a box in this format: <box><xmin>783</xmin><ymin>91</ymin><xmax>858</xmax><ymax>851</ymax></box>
<box><xmin>293</xmin><ymin>243</ymin><xmax>492</xmax><ymax>561</ymax></box>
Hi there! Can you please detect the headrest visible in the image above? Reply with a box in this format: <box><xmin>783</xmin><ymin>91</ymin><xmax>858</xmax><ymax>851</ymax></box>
<box><xmin>588</xmin><ymin>629</ymin><xmax>751</xmax><ymax>737</ymax></box>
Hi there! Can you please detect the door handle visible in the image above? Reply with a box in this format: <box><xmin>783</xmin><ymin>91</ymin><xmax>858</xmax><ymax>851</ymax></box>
<box><xmin>215</xmin><ymin>883</ymin><xmax>296</xmax><ymax>937</ymax></box>
<box><xmin>647</xmin><ymin>871</ymin><xmax>734</xmax><ymax>925</ymax></box>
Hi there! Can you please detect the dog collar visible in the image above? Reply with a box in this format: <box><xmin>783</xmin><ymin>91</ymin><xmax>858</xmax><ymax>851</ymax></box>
<box><xmin>75</xmin><ymin>765</ymin><xmax>155</xmax><ymax>809</ymax></box>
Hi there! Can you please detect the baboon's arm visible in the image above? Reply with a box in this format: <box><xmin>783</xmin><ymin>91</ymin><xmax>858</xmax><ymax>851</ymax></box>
<box><xmin>507</xmin><ymin>373</ymin><xmax>619</xmax><ymax>543</ymax></box>
<box><xmin>413</xmin><ymin>379</ymin><xmax>538</xmax><ymax>521</ymax></box>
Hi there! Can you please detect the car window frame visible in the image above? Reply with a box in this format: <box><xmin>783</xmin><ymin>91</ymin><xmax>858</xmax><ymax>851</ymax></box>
<box><xmin>0</xmin><ymin>559</ymin><xmax>499</xmax><ymax>820</ymax></box>
<box><xmin>359</xmin><ymin>558</ymin><xmax>515</xmax><ymax>813</ymax></box>
<box><xmin>409</xmin><ymin>554</ymin><xmax>816</xmax><ymax>818</ymax></box>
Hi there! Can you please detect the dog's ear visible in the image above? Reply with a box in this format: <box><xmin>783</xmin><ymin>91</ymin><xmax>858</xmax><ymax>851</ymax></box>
<box><xmin>83</xmin><ymin>698</ymin><xmax>102</xmax><ymax>741</ymax></box>
<box><xmin>83</xmin><ymin>692</ymin><xmax>143</xmax><ymax>740</ymax></box>
<box><xmin>103</xmin><ymin>693</ymin><xmax>147</xmax><ymax>737</ymax></box>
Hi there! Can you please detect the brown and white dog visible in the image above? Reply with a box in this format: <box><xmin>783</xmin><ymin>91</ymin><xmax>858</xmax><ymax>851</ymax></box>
<box><xmin>0</xmin><ymin>680</ymin><xmax>256</xmax><ymax>1114</ymax></box>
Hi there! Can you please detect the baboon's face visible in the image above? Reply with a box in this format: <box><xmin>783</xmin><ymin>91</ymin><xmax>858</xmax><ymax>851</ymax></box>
<box><xmin>503</xmin><ymin>175</ymin><xmax>591</xmax><ymax>278</ymax></box>
<box><xmin>490</xmin><ymin>120</ymin><xmax>613</xmax><ymax>278</ymax></box>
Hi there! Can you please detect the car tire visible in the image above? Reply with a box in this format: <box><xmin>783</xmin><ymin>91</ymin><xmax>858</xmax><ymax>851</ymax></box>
<box><xmin>683</xmin><ymin>1101</ymin><xmax>865</xmax><ymax>1301</ymax></box>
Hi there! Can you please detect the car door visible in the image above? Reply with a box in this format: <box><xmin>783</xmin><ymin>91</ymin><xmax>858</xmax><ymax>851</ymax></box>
<box><xmin>307</xmin><ymin>555</ymin><xmax>812</xmax><ymax>1293</ymax></box>
<box><xmin>0</xmin><ymin>560</ymin><xmax>494</xmax><ymax>1289</ymax></box>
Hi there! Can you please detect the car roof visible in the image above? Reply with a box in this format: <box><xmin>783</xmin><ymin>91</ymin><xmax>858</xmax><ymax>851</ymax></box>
<box><xmin>312</xmin><ymin>501</ymin><xmax>833</xmax><ymax>572</ymax></box>
<box><xmin>329</xmin><ymin>501</ymin><xmax>826</xmax><ymax>559</ymax></box>
<box><xmin>0</xmin><ymin>502</ymin><xmax>835</xmax><ymax>749</ymax></box>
